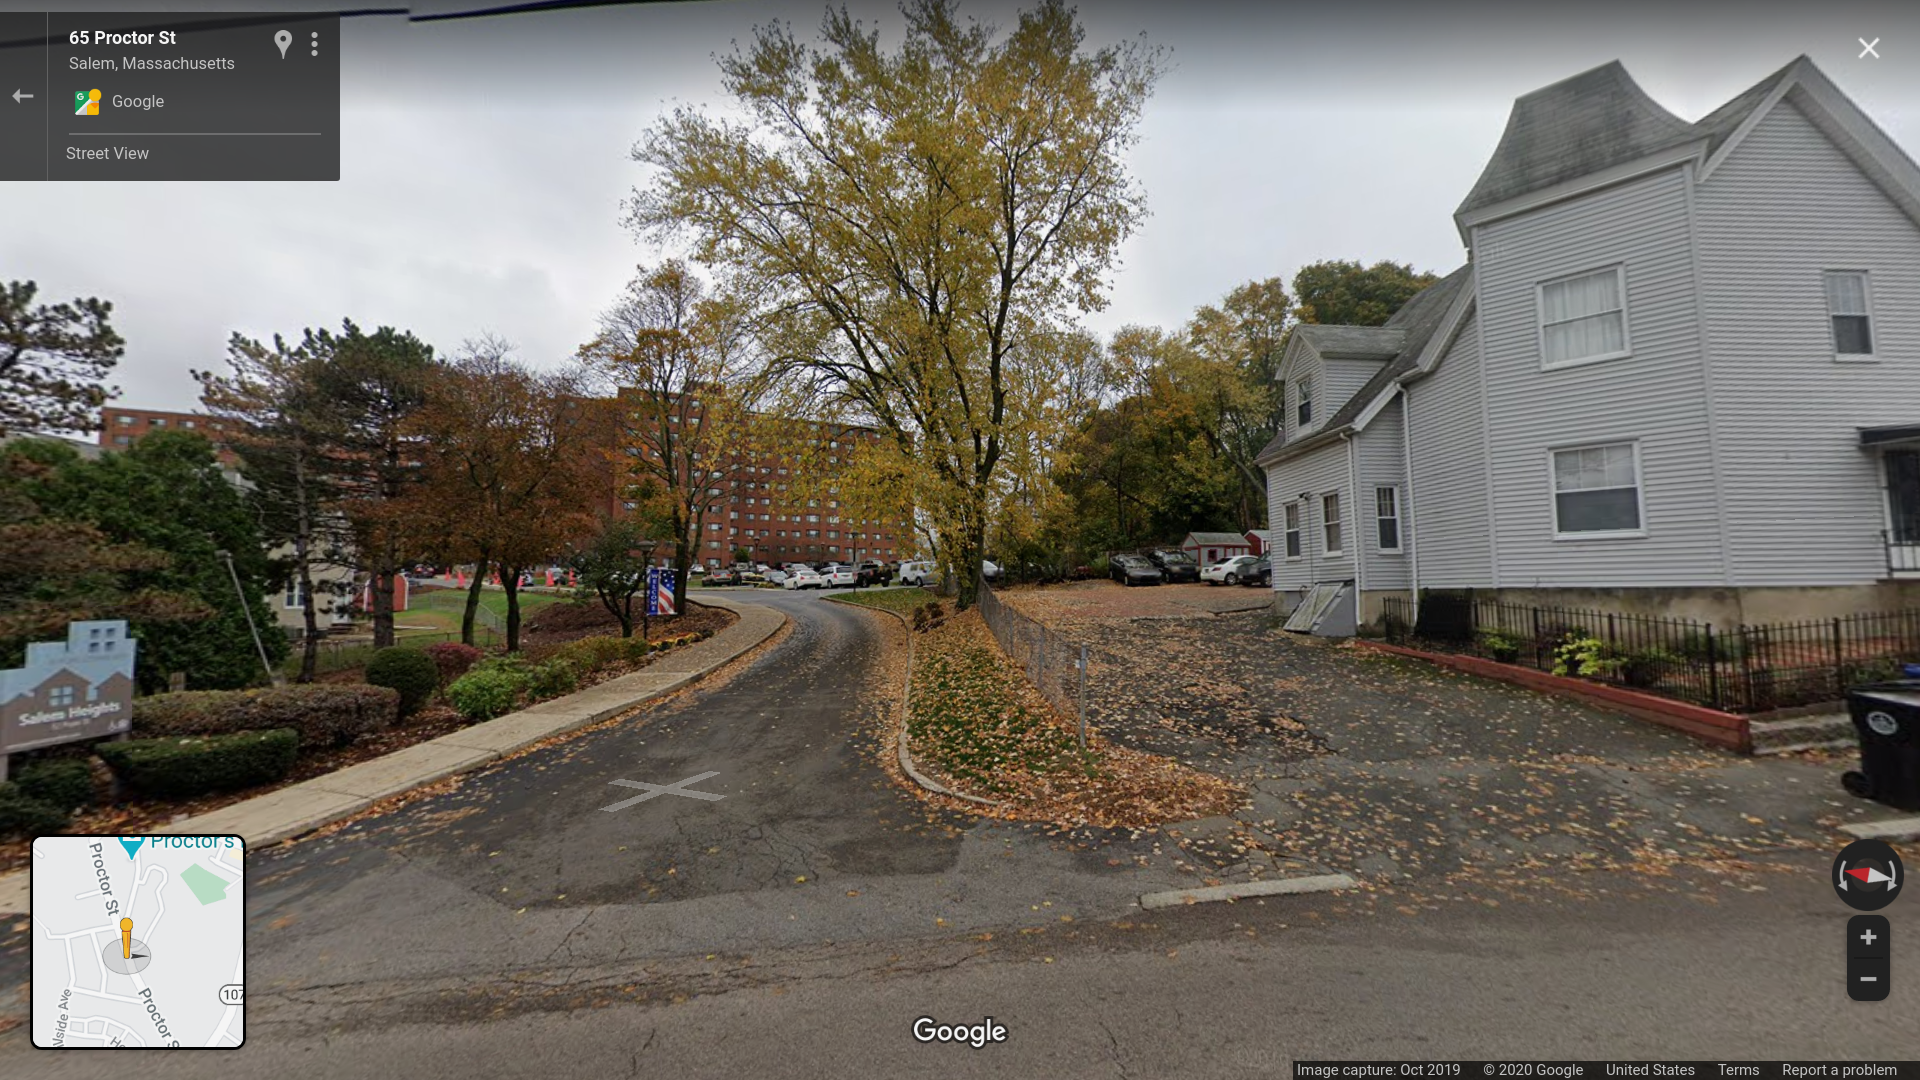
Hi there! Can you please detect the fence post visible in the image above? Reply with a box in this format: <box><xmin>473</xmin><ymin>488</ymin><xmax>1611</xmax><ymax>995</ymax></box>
<box><xmin>1705</xmin><ymin>624</ymin><xmax>1719</xmax><ymax>710</ymax></box>
<box><xmin>1833</xmin><ymin>617</ymin><xmax>1845</xmax><ymax>697</ymax></box>
<box><xmin>1531</xmin><ymin>608</ymin><xmax>1542</xmax><ymax>668</ymax></box>
<box><xmin>1077</xmin><ymin>645</ymin><xmax>1089</xmax><ymax>750</ymax></box>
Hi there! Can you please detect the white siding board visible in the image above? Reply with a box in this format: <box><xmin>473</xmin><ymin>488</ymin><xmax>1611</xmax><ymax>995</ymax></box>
<box><xmin>1473</xmin><ymin>167</ymin><xmax>1725</xmax><ymax>587</ymax></box>
<box><xmin>1265</xmin><ymin>440</ymin><xmax>1355</xmax><ymax>589</ymax></box>
<box><xmin>1696</xmin><ymin>98</ymin><xmax>1920</xmax><ymax>586</ymax></box>
<box><xmin>1279</xmin><ymin>345</ymin><xmax>1327</xmax><ymax>443</ymax></box>
<box><xmin>1407</xmin><ymin>316</ymin><xmax>1494</xmax><ymax>587</ymax></box>
<box><xmin>1323</xmin><ymin>358</ymin><xmax>1387</xmax><ymax>412</ymax></box>
<box><xmin>1356</xmin><ymin>400</ymin><xmax>1411</xmax><ymax>589</ymax></box>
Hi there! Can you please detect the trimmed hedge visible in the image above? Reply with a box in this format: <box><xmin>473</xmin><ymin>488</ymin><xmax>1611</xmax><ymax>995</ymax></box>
<box><xmin>95</xmin><ymin>729</ymin><xmax>300</xmax><ymax>800</ymax></box>
<box><xmin>446</xmin><ymin>665</ymin><xmax>529</xmax><ymax>721</ymax></box>
<box><xmin>0</xmin><ymin>783</ymin><xmax>70</xmax><ymax>840</ymax></box>
<box><xmin>366</xmin><ymin>647</ymin><xmax>441</xmax><ymax>718</ymax></box>
<box><xmin>15</xmin><ymin>759</ymin><xmax>94</xmax><ymax>812</ymax></box>
<box><xmin>133</xmin><ymin>685</ymin><xmax>398</xmax><ymax>749</ymax></box>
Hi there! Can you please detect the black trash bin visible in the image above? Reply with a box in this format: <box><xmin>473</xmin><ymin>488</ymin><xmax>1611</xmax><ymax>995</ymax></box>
<box><xmin>1841</xmin><ymin>681</ymin><xmax>1920</xmax><ymax>811</ymax></box>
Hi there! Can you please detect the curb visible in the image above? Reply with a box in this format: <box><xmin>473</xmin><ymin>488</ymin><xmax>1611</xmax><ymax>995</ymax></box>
<box><xmin>1840</xmin><ymin>816</ymin><xmax>1920</xmax><ymax>842</ymax></box>
<box><xmin>0</xmin><ymin>596</ymin><xmax>786</xmax><ymax>915</ymax></box>
<box><xmin>824</xmin><ymin>592</ymin><xmax>1003</xmax><ymax>809</ymax></box>
<box><xmin>1139</xmin><ymin>873</ymin><xmax>1358</xmax><ymax>910</ymax></box>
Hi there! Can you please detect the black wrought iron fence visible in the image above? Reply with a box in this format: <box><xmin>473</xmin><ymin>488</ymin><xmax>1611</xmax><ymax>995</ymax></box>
<box><xmin>976</xmin><ymin>583</ymin><xmax>1094</xmax><ymax>745</ymax></box>
<box><xmin>1380</xmin><ymin>595</ymin><xmax>1920</xmax><ymax>713</ymax></box>
<box><xmin>296</xmin><ymin>627</ymin><xmax>503</xmax><ymax>675</ymax></box>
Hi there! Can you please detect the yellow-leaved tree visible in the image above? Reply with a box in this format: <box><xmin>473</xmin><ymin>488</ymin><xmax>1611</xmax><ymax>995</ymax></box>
<box><xmin>628</xmin><ymin>0</ymin><xmax>1159</xmax><ymax>607</ymax></box>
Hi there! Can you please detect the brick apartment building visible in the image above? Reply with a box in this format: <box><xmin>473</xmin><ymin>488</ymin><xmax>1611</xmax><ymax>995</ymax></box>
<box><xmin>602</xmin><ymin>387</ymin><xmax>913</xmax><ymax>569</ymax></box>
<box><xmin>97</xmin><ymin>407</ymin><xmax>239</xmax><ymax>465</ymax></box>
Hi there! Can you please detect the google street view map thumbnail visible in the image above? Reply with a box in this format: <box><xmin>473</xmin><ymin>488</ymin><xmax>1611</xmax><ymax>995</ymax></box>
<box><xmin>30</xmin><ymin>835</ymin><xmax>244</xmax><ymax>1048</ymax></box>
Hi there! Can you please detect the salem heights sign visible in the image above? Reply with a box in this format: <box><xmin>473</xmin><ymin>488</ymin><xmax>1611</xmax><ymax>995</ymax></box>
<box><xmin>0</xmin><ymin>620</ymin><xmax>137</xmax><ymax>755</ymax></box>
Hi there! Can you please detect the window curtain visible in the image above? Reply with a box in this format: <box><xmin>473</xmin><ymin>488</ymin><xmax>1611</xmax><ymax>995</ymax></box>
<box><xmin>1542</xmin><ymin>271</ymin><xmax>1625</xmax><ymax>364</ymax></box>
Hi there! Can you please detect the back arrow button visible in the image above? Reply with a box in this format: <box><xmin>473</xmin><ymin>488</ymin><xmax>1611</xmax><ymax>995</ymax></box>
<box><xmin>11</xmin><ymin>89</ymin><xmax>32</xmax><ymax>104</ymax></box>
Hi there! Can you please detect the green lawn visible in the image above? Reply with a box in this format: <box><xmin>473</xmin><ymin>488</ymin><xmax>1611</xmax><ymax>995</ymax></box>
<box><xmin>406</xmin><ymin>587</ymin><xmax>567</xmax><ymax>633</ymax></box>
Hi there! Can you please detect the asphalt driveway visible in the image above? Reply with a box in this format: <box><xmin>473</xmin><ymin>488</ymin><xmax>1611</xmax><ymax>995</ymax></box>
<box><xmin>1000</xmin><ymin>583</ymin><xmax>1897</xmax><ymax>894</ymax></box>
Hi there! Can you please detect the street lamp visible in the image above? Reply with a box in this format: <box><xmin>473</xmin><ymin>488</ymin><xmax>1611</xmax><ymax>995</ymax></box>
<box><xmin>638</xmin><ymin>539</ymin><xmax>659</xmax><ymax>643</ymax></box>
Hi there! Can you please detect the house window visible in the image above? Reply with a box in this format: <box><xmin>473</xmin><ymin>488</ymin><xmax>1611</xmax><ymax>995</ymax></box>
<box><xmin>115</xmin><ymin>415</ymin><xmax>134</xmax><ymax>426</ymax></box>
<box><xmin>181</xmin><ymin>419</ymin><xmax>197</xmax><ymax>429</ymax></box>
<box><xmin>113</xmin><ymin>435</ymin><xmax>131</xmax><ymax>445</ymax></box>
<box><xmin>284</xmin><ymin>580</ymin><xmax>309</xmax><ymax>609</ymax></box>
<box><xmin>1282</xmin><ymin>503</ymin><xmax>1303</xmax><ymax>559</ymax></box>
<box><xmin>1375</xmin><ymin>487</ymin><xmax>1401</xmax><ymax>552</ymax></box>
<box><xmin>49</xmin><ymin>685</ymin><xmax>75</xmax><ymax>708</ymax></box>
<box><xmin>149</xmin><ymin>417</ymin><xmax>167</xmax><ymax>427</ymax></box>
<box><xmin>1321</xmin><ymin>492</ymin><xmax>1342</xmax><ymax>555</ymax></box>
<box><xmin>1886</xmin><ymin>450</ymin><xmax>1920</xmax><ymax>547</ymax></box>
<box><xmin>1551</xmin><ymin>442</ymin><xmax>1643</xmax><ymax>536</ymax></box>
<box><xmin>1538</xmin><ymin>266</ymin><xmax>1629</xmax><ymax>368</ymax></box>
<box><xmin>1296</xmin><ymin>376</ymin><xmax>1312</xmax><ymax>427</ymax></box>
<box><xmin>1824</xmin><ymin>271</ymin><xmax>1874</xmax><ymax>357</ymax></box>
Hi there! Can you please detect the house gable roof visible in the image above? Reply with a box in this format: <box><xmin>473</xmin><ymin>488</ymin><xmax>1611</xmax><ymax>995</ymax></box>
<box><xmin>1456</xmin><ymin>61</ymin><xmax>1698</xmax><ymax>223</ymax></box>
<box><xmin>1291</xmin><ymin>325</ymin><xmax>1405</xmax><ymax>360</ymax></box>
<box><xmin>1184</xmin><ymin>532</ymin><xmax>1248</xmax><ymax>546</ymax></box>
<box><xmin>1257</xmin><ymin>267</ymin><xmax>1472</xmax><ymax>466</ymax></box>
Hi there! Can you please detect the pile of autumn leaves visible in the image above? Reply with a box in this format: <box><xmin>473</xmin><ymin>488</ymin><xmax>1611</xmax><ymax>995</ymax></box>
<box><xmin>908</xmin><ymin>613</ymin><xmax>1242</xmax><ymax>828</ymax></box>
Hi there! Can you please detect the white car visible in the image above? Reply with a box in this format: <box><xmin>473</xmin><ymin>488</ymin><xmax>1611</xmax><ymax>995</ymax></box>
<box><xmin>819</xmin><ymin>565</ymin><xmax>856</xmax><ymax>588</ymax></box>
<box><xmin>784</xmin><ymin>567</ymin><xmax>824</xmax><ymax>590</ymax></box>
<box><xmin>898</xmin><ymin>560</ymin><xmax>937</xmax><ymax>585</ymax></box>
<box><xmin>1200</xmin><ymin>555</ymin><xmax>1260</xmax><ymax>585</ymax></box>
<box><xmin>982</xmin><ymin>559</ymin><xmax>1002</xmax><ymax>582</ymax></box>
<box><xmin>765</xmin><ymin>567</ymin><xmax>789</xmax><ymax>585</ymax></box>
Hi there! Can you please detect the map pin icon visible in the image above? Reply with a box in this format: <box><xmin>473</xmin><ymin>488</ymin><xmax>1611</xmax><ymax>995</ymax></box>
<box><xmin>274</xmin><ymin>29</ymin><xmax>291</xmax><ymax>58</ymax></box>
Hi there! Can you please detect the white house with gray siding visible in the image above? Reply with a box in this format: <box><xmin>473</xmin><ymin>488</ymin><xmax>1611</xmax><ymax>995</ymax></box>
<box><xmin>1258</xmin><ymin>56</ymin><xmax>1920</xmax><ymax>634</ymax></box>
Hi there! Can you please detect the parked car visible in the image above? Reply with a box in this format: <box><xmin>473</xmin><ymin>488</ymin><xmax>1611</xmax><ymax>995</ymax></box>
<box><xmin>982</xmin><ymin>559</ymin><xmax>1002</xmax><ymax>582</ymax></box>
<box><xmin>855</xmin><ymin>560</ymin><xmax>892</xmax><ymax>587</ymax></box>
<box><xmin>898</xmin><ymin>560</ymin><xmax>938</xmax><ymax>586</ymax></box>
<box><xmin>735</xmin><ymin>564</ymin><xmax>767</xmax><ymax>584</ymax></box>
<box><xmin>1144</xmin><ymin>548</ymin><xmax>1200</xmax><ymax>583</ymax></box>
<box><xmin>784</xmin><ymin>567</ymin><xmax>824</xmax><ymax>590</ymax></box>
<box><xmin>764</xmin><ymin>567</ymin><xmax>789</xmax><ymax>586</ymax></box>
<box><xmin>819</xmin><ymin>565</ymin><xmax>857</xmax><ymax>588</ymax></box>
<box><xmin>1201</xmin><ymin>555</ymin><xmax>1260</xmax><ymax>585</ymax></box>
<box><xmin>1236</xmin><ymin>555</ymin><xmax>1272</xmax><ymax>587</ymax></box>
<box><xmin>1110</xmin><ymin>553</ymin><xmax>1164</xmax><ymax>587</ymax></box>
<box><xmin>706</xmin><ymin>567</ymin><xmax>740</xmax><ymax>586</ymax></box>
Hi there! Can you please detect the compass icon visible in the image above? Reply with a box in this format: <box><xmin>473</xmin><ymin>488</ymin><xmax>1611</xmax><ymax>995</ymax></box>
<box><xmin>1833</xmin><ymin>838</ymin><xmax>1904</xmax><ymax>911</ymax></box>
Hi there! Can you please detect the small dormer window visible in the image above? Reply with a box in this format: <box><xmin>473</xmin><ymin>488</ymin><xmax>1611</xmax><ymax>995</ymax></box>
<box><xmin>1296</xmin><ymin>376</ymin><xmax>1313</xmax><ymax>427</ymax></box>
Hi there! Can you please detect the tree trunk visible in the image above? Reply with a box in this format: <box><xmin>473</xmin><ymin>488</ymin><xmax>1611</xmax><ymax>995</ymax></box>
<box><xmin>595</xmin><ymin>584</ymin><xmax>635</xmax><ymax>638</ymax></box>
<box><xmin>372</xmin><ymin>563</ymin><xmax>397</xmax><ymax>648</ymax></box>
<box><xmin>292</xmin><ymin>452</ymin><xmax>320</xmax><ymax>683</ymax></box>
<box><xmin>461</xmin><ymin>555</ymin><xmax>489</xmax><ymax>646</ymax></box>
<box><xmin>503</xmin><ymin>568</ymin><xmax>524</xmax><ymax>653</ymax></box>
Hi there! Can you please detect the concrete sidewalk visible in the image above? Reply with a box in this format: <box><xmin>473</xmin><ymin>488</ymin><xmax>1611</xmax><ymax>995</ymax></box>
<box><xmin>0</xmin><ymin>596</ymin><xmax>784</xmax><ymax>914</ymax></box>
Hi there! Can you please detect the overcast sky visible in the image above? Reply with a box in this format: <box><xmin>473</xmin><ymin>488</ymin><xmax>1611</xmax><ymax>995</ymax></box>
<box><xmin>7</xmin><ymin>0</ymin><xmax>1918</xmax><ymax>414</ymax></box>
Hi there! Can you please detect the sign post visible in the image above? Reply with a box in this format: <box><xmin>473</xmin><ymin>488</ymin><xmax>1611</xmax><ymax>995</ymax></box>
<box><xmin>0</xmin><ymin>620</ymin><xmax>139</xmax><ymax>782</ymax></box>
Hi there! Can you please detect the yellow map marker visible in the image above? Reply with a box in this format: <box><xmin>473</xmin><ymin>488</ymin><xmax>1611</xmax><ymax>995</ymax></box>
<box><xmin>120</xmin><ymin>917</ymin><xmax>133</xmax><ymax>960</ymax></box>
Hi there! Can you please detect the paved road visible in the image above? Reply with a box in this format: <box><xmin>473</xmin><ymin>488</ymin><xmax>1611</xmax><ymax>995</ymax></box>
<box><xmin>3</xmin><ymin>590</ymin><xmax>1912</xmax><ymax>1075</ymax></box>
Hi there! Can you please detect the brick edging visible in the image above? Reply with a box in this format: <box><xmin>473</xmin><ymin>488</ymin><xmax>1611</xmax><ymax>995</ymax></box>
<box><xmin>1351</xmin><ymin>638</ymin><xmax>1752</xmax><ymax>753</ymax></box>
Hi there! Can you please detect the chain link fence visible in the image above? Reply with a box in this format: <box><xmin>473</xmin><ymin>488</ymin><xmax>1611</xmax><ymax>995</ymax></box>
<box><xmin>976</xmin><ymin>582</ymin><xmax>1094</xmax><ymax>746</ymax></box>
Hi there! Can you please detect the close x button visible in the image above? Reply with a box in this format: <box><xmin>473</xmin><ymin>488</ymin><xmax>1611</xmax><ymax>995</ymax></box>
<box><xmin>1850</xmin><ymin>914</ymin><xmax>1891</xmax><ymax>959</ymax></box>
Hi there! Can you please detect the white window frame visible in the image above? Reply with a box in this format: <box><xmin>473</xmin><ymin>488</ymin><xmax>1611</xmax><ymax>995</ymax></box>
<box><xmin>1374</xmin><ymin>486</ymin><xmax>1402</xmax><ymax>553</ymax></box>
<box><xmin>1321</xmin><ymin>492</ymin><xmax>1343</xmax><ymax>556</ymax></box>
<box><xmin>1548</xmin><ymin>440</ymin><xmax>1647</xmax><ymax>540</ymax></box>
<box><xmin>49</xmin><ymin>684</ymin><xmax>75</xmax><ymax>708</ymax></box>
<box><xmin>1823</xmin><ymin>270</ymin><xmax>1877</xmax><ymax>362</ymax></box>
<box><xmin>1296</xmin><ymin>375</ymin><xmax>1313</xmax><ymax>429</ymax></box>
<box><xmin>1536</xmin><ymin>265</ymin><xmax>1632</xmax><ymax>371</ymax></box>
<box><xmin>1283</xmin><ymin>502</ymin><xmax>1303</xmax><ymax>561</ymax></box>
<box><xmin>283</xmin><ymin>580</ymin><xmax>308</xmax><ymax>610</ymax></box>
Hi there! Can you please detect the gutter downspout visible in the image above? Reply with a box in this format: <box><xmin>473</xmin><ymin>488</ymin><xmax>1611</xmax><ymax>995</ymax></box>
<box><xmin>1345</xmin><ymin>431</ymin><xmax>1363</xmax><ymax>608</ymax></box>
<box><xmin>1400</xmin><ymin>383</ymin><xmax>1419</xmax><ymax>626</ymax></box>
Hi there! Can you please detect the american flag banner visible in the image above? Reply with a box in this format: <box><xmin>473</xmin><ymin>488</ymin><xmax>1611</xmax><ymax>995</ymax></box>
<box><xmin>647</xmin><ymin>568</ymin><xmax>677</xmax><ymax>617</ymax></box>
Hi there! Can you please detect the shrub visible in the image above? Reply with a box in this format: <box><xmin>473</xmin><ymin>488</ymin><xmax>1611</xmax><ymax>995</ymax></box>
<box><xmin>1477</xmin><ymin>630</ymin><xmax>1523</xmax><ymax>664</ymax></box>
<box><xmin>526</xmin><ymin>659</ymin><xmax>579</xmax><ymax>699</ymax></box>
<box><xmin>424</xmin><ymin>642</ymin><xmax>484</xmax><ymax>686</ymax></box>
<box><xmin>133</xmin><ymin>685</ymin><xmax>398</xmax><ymax>749</ymax></box>
<box><xmin>447</xmin><ymin>666</ymin><xmax>529</xmax><ymax>721</ymax></box>
<box><xmin>15</xmin><ymin>759</ymin><xmax>94</xmax><ymax>812</ymax></box>
<box><xmin>1677</xmin><ymin>630</ymin><xmax>1743</xmax><ymax>663</ymax></box>
<box><xmin>1620</xmin><ymin>646</ymin><xmax>1685</xmax><ymax>689</ymax></box>
<box><xmin>95</xmin><ymin>730</ymin><xmax>300</xmax><ymax>800</ymax></box>
<box><xmin>1550</xmin><ymin>634</ymin><xmax>1622</xmax><ymax>680</ymax></box>
<box><xmin>0</xmin><ymin>784</ymin><xmax>69</xmax><ymax>840</ymax></box>
<box><xmin>365</xmin><ymin>647</ymin><xmax>442</xmax><ymax>718</ymax></box>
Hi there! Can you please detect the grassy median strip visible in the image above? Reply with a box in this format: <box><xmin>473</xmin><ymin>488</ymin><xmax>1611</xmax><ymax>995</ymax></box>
<box><xmin>908</xmin><ymin>611</ymin><xmax>1243</xmax><ymax>827</ymax></box>
<box><xmin>831</xmin><ymin>586</ymin><xmax>935</xmax><ymax>617</ymax></box>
